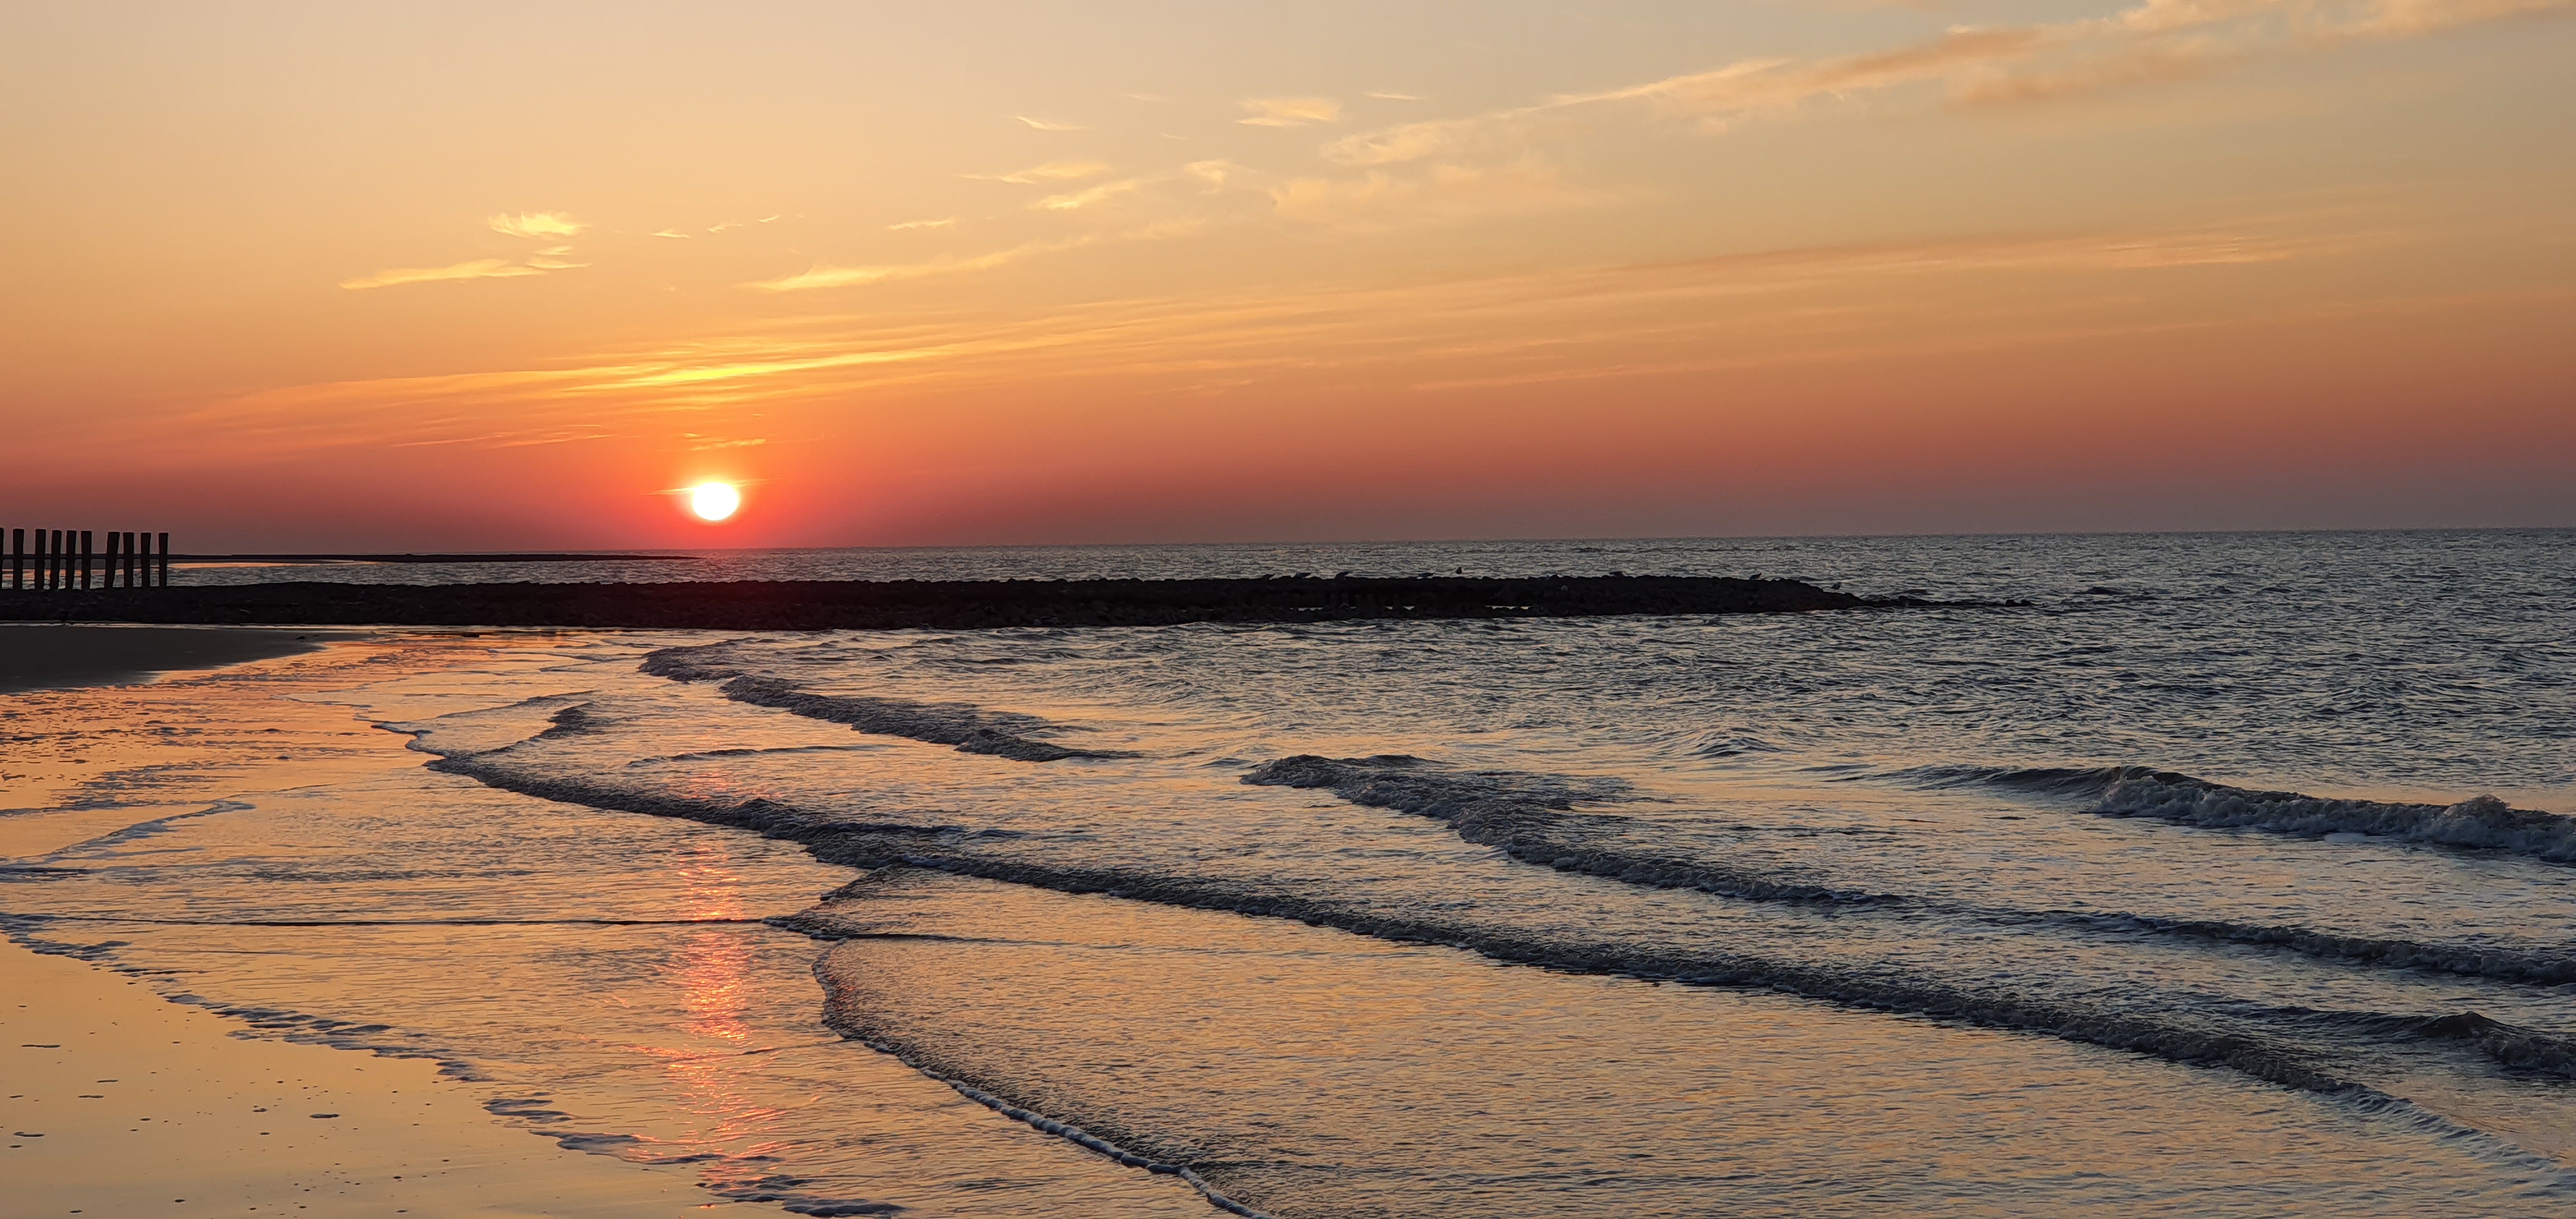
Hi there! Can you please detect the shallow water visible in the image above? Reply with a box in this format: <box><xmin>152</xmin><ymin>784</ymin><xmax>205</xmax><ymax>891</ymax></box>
<box><xmin>8</xmin><ymin>530</ymin><xmax>2574</xmax><ymax>1216</ymax></box>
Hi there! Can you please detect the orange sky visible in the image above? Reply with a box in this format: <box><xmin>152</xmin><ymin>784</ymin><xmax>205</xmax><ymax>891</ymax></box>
<box><xmin>3</xmin><ymin>1</ymin><xmax>2571</xmax><ymax>549</ymax></box>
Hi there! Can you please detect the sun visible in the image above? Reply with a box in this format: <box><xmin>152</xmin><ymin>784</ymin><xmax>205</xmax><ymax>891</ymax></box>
<box><xmin>687</xmin><ymin>480</ymin><xmax>740</xmax><ymax>522</ymax></box>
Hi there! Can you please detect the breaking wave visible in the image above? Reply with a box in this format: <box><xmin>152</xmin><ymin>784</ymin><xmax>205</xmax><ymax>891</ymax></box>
<box><xmin>413</xmin><ymin>740</ymin><xmax>2575</xmax><ymax>1100</ymax></box>
<box><xmin>1249</xmin><ymin>755</ymin><xmax>2576</xmax><ymax>987</ymax></box>
<box><xmin>641</xmin><ymin>643</ymin><xmax>1130</xmax><ymax>762</ymax></box>
<box><xmin>1242</xmin><ymin>754</ymin><xmax>1898</xmax><ymax>907</ymax></box>
<box><xmin>1896</xmin><ymin>763</ymin><xmax>2576</xmax><ymax>862</ymax></box>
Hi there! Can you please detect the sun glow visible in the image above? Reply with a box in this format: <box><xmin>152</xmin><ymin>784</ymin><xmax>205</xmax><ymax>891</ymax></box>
<box><xmin>687</xmin><ymin>480</ymin><xmax>740</xmax><ymax>522</ymax></box>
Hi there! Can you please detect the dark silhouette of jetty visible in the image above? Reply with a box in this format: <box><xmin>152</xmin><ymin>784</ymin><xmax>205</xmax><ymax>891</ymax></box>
<box><xmin>4</xmin><ymin>575</ymin><xmax>1986</xmax><ymax>631</ymax></box>
<box><xmin>177</xmin><ymin>553</ymin><xmax>700</xmax><ymax>564</ymax></box>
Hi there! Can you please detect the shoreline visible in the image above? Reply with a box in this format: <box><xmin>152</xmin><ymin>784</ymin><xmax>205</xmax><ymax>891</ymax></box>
<box><xmin>0</xmin><ymin>624</ymin><xmax>342</xmax><ymax>694</ymax></box>
<box><xmin>2</xmin><ymin>940</ymin><xmax>771</xmax><ymax>1217</ymax></box>
<box><xmin>2</xmin><ymin>638</ymin><xmax>772</xmax><ymax>1218</ymax></box>
<box><xmin>1</xmin><ymin>574</ymin><xmax>1979</xmax><ymax>631</ymax></box>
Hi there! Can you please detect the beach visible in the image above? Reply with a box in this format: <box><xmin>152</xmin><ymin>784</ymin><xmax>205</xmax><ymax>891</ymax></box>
<box><xmin>0</xmin><ymin>625</ymin><xmax>335</xmax><ymax>694</ymax></box>
<box><xmin>0</xmin><ymin>628</ymin><xmax>780</xmax><ymax>1218</ymax></box>
<box><xmin>4</xmin><ymin>532</ymin><xmax>2573</xmax><ymax>1217</ymax></box>
<box><xmin>2</xmin><ymin>944</ymin><xmax>770</xmax><ymax>1218</ymax></box>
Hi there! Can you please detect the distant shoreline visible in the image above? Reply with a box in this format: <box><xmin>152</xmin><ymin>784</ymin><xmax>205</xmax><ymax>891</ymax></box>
<box><xmin>0</xmin><ymin>575</ymin><xmax>1985</xmax><ymax>631</ymax></box>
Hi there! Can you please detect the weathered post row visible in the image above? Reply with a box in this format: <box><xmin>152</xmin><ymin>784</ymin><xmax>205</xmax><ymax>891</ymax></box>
<box><xmin>5</xmin><ymin>528</ymin><xmax>172</xmax><ymax>591</ymax></box>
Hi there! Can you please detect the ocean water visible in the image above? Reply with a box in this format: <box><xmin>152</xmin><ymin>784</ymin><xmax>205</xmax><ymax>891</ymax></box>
<box><xmin>8</xmin><ymin>530</ymin><xmax>2575</xmax><ymax>1216</ymax></box>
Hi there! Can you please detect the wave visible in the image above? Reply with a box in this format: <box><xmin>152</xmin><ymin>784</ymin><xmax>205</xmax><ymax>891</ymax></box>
<box><xmin>811</xmin><ymin>978</ymin><xmax>1271</xmax><ymax>1219</ymax></box>
<box><xmin>411</xmin><ymin>745</ymin><xmax>2576</xmax><ymax>1105</ymax></box>
<box><xmin>434</xmin><ymin>718</ymin><xmax>2576</xmax><ymax>990</ymax></box>
<box><xmin>1250</xmin><ymin>755</ymin><xmax>2576</xmax><ymax>987</ymax></box>
<box><xmin>1896</xmin><ymin>763</ymin><xmax>2576</xmax><ymax>862</ymax></box>
<box><xmin>641</xmin><ymin>643</ymin><xmax>1128</xmax><ymax>762</ymax></box>
<box><xmin>1242</xmin><ymin>754</ymin><xmax>1899</xmax><ymax>907</ymax></box>
<box><xmin>2043</xmin><ymin>910</ymin><xmax>2576</xmax><ymax>988</ymax></box>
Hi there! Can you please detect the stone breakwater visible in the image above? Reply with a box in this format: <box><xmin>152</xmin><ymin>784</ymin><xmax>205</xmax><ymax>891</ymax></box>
<box><xmin>2</xmin><ymin>574</ymin><xmax>1989</xmax><ymax>631</ymax></box>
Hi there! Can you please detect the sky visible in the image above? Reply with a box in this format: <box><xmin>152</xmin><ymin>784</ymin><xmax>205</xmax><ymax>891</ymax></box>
<box><xmin>3</xmin><ymin>0</ymin><xmax>2571</xmax><ymax>550</ymax></box>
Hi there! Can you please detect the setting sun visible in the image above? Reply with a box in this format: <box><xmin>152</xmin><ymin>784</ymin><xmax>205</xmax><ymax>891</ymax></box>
<box><xmin>687</xmin><ymin>481</ymin><xmax>740</xmax><ymax>523</ymax></box>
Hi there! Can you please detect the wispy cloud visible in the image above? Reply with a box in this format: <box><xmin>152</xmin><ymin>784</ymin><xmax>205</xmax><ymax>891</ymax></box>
<box><xmin>747</xmin><ymin>219</ymin><xmax>1205</xmax><ymax>292</ymax></box>
<box><xmin>1238</xmin><ymin>96</ymin><xmax>1342</xmax><ymax>126</ymax></box>
<box><xmin>1367</xmin><ymin>91</ymin><xmax>1424</xmax><ymax>102</ymax></box>
<box><xmin>252</xmin><ymin>214</ymin><xmax>2412</xmax><ymax>456</ymax></box>
<box><xmin>1322</xmin><ymin>0</ymin><xmax>2572</xmax><ymax>166</ymax></box>
<box><xmin>1032</xmin><ymin>179</ymin><xmax>1147</xmax><ymax>211</ymax></box>
<box><xmin>487</xmin><ymin>211</ymin><xmax>586</xmax><ymax>239</ymax></box>
<box><xmin>1031</xmin><ymin>160</ymin><xmax>1239</xmax><ymax>211</ymax></box>
<box><xmin>889</xmin><ymin>217</ymin><xmax>960</xmax><ymax>231</ymax></box>
<box><xmin>972</xmin><ymin>160</ymin><xmax>1113</xmax><ymax>184</ymax></box>
<box><xmin>1271</xmin><ymin>159</ymin><xmax>1617</xmax><ymax>228</ymax></box>
<box><xmin>684</xmin><ymin>434</ymin><xmax>769</xmax><ymax>450</ymax></box>
<box><xmin>340</xmin><ymin>258</ymin><xmax>546</xmax><ymax>291</ymax></box>
<box><xmin>747</xmin><ymin>238</ymin><xmax>1090</xmax><ymax>291</ymax></box>
<box><xmin>1016</xmin><ymin>114</ymin><xmax>1089</xmax><ymax>131</ymax></box>
<box><xmin>650</xmin><ymin>229</ymin><xmax>690</xmax><ymax>239</ymax></box>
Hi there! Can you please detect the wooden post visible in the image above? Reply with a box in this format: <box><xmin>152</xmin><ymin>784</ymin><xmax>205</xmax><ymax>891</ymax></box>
<box><xmin>8</xmin><ymin>528</ymin><xmax>19</xmax><ymax>590</ymax></box>
<box><xmin>105</xmin><ymin>532</ymin><xmax>119</xmax><ymax>589</ymax></box>
<box><xmin>122</xmin><ymin>532</ymin><xmax>134</xmax><ymax>588</ymax></box>
<box><xmin>79</xmin><ymin>531</ymin><xmax>91</xmax><ymax>591</ymax></box>
<box><xmin>45</xmin><ymin>529</ymin><xmax>59</xmax><ymax>590</ymax></box>
<box><xmin>158</xmin><ymin>532</ymin><xmax>171</xmax><ymax>588</ymax></box>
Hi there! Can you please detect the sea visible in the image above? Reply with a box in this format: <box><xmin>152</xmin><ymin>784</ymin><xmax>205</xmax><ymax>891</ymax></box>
<box><xmin>6</xmin><ymin>529</ymin><xmax>2573</xmax><ymax>1217</ymax></box>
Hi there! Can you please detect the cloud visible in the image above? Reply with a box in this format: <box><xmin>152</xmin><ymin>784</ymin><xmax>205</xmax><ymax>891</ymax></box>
<box><xmin>746</xmin><ymin>220</ymin><xmax>1204</xmax><ymax>292</ymax></box>
<box><xmin>1271</xmin><ymin>159</ymin><xmax>1617</xmax><ymax>229</ymax></box>
<box><xmin>650</xmin><ymin>229</ymin><xmax>690</xmax><ymax>239</ymax></box>
<box><xmin>487</xmin><ymin>211</ymin><xmax>585</xmax><ymax>239</ymax></box>
<box><xmin>1321</xmin><ymin>0</ymin><xmax>2573</xmax><ymax>165</ymax></box>
<box><xmin>747</xmin><ymin>239</ymin><xmax>1087</xmax><ymax>291</ymax></box>
<box><xmin>889</xmin><ymin>217</ymin><xmax>960</xmax><ymax>231</ymax></box>
<box><xmin>1016</xmin><ymin>115</ymin><xmax>1089</xmax><ymax>131</ymax></box>
<box><xmin>1030</xmin><ymin>160</ymin><xmax>1242</xmax><ymax>212</ymax></box>
<box><xmin>249</xmin><ymin>213</ymin><xmax>2403</xmax><ymax>457</ymax></box>
<box><xmin>1032</xmin><ymin>178</ymin><xmax>1146</xmax><ymax>211</ymax></box>
<box><xmin>1238</xmin><ymin>96</ymin><xmax>1342</xmax><ymax>126</ymax></box>
<box><xmin>1368</xmin><ymin>91</ymin><xmax>1424</xmax><ymax>102</ymax></box>
<box><xmin>340</xmin><ymin>258</ymin><xmax>548</xmax><ymax>290</ymax></box>
<box><xmin>973</xmin><ymin>160</ymin><xmax>1113</xmax><ymax>184</ymax></box>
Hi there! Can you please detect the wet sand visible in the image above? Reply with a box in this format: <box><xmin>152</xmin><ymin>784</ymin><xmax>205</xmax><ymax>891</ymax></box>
<box><xmin>1</xmin><ymin>944</ymin><xmax>771</xmax><ymax>1217</ymax></box>
<box><xmin>1</xmin><ymin>635</ymin><xmax>772</xmax><ymax>1217</ymax></box>
<box><xmin>0</xmin><ymin>625</ymin><xmax>337</xmax><ymax>694</ymax></box>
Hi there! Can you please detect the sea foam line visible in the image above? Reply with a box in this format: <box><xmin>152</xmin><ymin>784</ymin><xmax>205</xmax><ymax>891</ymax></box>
<box><xmin>1894</xmin><ymin>763</ymin><xmax>2576</xmax><ymax>862</ymax></box>
<box><xmin>1245</xmin><ymin>755</ymin><xmax>2576</xmax><ymax>987</ymax></box>
<box><xmin>641</xmin><ymin>642</ymin><xmax>1128</xmax><ymax>762</ymax></box>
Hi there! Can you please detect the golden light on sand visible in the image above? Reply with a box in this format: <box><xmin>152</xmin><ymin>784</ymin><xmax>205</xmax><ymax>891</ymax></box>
<box><xmin>687</xmin><ymin>481</ymin><xmax>740</xmax><ymax>522</ymax></box>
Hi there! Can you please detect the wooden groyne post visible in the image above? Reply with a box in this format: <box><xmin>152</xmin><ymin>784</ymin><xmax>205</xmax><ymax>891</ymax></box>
<box><xmin>3</xmin><ymin>526</ymin><xmax>173</xmax><ymax>593</ymax></box>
